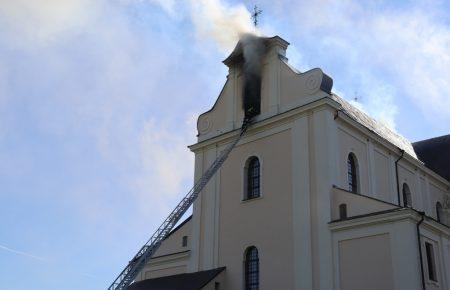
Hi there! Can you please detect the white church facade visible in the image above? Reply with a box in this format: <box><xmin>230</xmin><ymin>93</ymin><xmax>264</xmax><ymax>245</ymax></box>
<box><xmin>129</xmin><ymin>36</ymin><xmax>450</xmax><ymax>290</ymax></box>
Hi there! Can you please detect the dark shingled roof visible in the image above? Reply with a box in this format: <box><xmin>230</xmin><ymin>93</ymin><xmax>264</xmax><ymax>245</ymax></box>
<box><xmin>126</xmin><ymin>267</ymin><xmax>225</xmax><ymax>290</ymax></box>
<box><xmin>413</xmin><ymin>135</ymin><xmax>450</xmax><ymax>181</ymax></box>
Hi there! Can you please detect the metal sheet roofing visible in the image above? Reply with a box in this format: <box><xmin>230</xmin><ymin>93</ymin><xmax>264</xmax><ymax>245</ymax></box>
<box><xmin>331</xmin><ymin>94</ymin><xmax>417</xmax><ymax>159</ymax></box>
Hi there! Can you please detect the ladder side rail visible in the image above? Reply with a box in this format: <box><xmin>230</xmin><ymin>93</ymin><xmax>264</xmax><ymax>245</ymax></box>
<box><xmin>108</xmin><ymin>124</ymin><xmax>249</xmax><ymax>290</ymax></box>
<box><xmin>139</xmin><ymin>127</ymin><xmax>246</xmax><ymax>250</ymax></box>
<box><xmin>109</xmin><ymin>188</ymin><xmax>198</xmax><ymax>288</ymax></box>
<box><xmin>108</xmin><ymin>136</ymin><xmax>240</xmax><ymax>290</ymax></box>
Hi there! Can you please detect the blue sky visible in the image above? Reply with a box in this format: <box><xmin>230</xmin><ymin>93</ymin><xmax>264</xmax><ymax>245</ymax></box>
<box><xmin>0</xmin><ymin>1</ymin><xmax>449</xmax><ymax>289</ymax></box>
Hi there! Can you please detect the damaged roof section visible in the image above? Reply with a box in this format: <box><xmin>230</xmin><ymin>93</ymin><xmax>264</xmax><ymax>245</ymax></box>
<box><xmin>331</xmin><ymin>94</ymin><xmax>417</xmax><ymax>159</ymax></box>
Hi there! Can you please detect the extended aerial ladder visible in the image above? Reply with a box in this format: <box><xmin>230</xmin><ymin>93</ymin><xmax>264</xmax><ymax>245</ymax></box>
<box><xmin>107</xmin><ymin>120</ymin><xmax>251</xmax><ymax>290</ymax></box>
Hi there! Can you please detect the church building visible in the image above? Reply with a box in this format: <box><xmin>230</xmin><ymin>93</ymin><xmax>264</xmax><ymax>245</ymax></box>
<box><xmin>128</xmin><ymin>36</ymin><xmax>450</xmax><ymax>290</ymax></box>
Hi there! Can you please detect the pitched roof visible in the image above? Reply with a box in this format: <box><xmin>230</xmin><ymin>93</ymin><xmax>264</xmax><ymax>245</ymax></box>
<box><xmin>413</xmin><ymin>135</ymin><xmax>450</xmax><ymax>181</ymax></box>
<box><xmin>126</xmin><ymin>267</ymin><xmax>225</xmax><ymax>290</ymax></box>
<box><xmin>164</xmin><ymin>215</ymin><xmax>192</xmax><ymax>240</ymax></box>
<box><xmin>331</xmin><ymin>94</ymin><xmax>417</xmax><ymax>159</ymax></box>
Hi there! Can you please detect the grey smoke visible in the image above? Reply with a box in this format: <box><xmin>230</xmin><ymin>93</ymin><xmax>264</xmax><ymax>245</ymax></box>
<box><xmin>241</xmin><ymin>33</ymin><xmax>266</xmax><ymax>80</ymax></box>
<box><xmin>240</xmin><ymin>33</ymin><xmax>266</xmax><ymax>119</ymax></box>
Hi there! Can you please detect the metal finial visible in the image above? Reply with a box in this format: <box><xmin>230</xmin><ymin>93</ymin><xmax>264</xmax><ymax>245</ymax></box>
<box><xmin>354</xmin><ymin>91</ymin><xmax>359</xmax><ymax>102</ymax></box>
<box><xmin>251</xmin><ymin>5</ymin><xmax>262</xmax><ymax>27</ymax></box>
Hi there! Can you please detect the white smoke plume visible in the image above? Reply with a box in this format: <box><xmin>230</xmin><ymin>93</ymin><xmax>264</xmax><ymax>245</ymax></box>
<box><xmin>188</xmin><ymin>0</ymin><xmax>260</xmax><ymax>53</ymax></box>
<box><xmin>186</xmin><ymin>0</ymin><xmax>268</xmax><ymax>120</ymax></box>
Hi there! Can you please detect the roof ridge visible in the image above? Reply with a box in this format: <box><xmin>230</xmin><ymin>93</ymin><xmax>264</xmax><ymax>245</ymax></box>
<box><xmin>413</xmin><ymin>134</ymin><xmax>450</xmax><ymax>144</ymax></box>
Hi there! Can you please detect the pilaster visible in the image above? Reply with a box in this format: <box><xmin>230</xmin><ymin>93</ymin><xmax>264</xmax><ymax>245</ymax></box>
<box><xmin>310</xmin><ymin>108</ymin><xmax>336</xmax><ymax>290</ymax></box>
<box><xmin>368</xmin><ymin>140</ymin><xmax>376</xmax><ymax>197</ymax></box>
<box><xmin>227</xmin><ymin>68</ymin><xmax>237</xmax><ymax>130</ymax></box>
<box><xmin>188</xmin><ymin>150</ymin><xmax>204</xmax><ymax>272</ymax></box>
<box><xmin>292</xmin><ymin>115</ymin><xmax>313</xmax><ymax>290</ymax></box>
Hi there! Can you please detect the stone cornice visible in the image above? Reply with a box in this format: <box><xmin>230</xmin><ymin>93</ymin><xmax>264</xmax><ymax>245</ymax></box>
<box><xmin>147</xmin><ymin>250</ymin><xmax>190</xmax><ymax>266</ymax></box>
<box><xmin>189</xmin><ymin>97</ymin><xmax>336</xmax><ymax>152</ymax></box>
<box><xmin>329</xmin><ymin>208</ymin><xmax>450</xmax><ymax>237</ymax></box>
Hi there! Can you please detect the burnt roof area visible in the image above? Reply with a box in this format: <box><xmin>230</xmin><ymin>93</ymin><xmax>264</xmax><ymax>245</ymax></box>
<box><xmin>126</xmin><ymin>267</ymin><xmax>225</xmax><ymax>290</ymax></box>
<box><xmin>413</xmin><ymin>134</ymin><xmax>450</xmax><ymax>181</ymax></box>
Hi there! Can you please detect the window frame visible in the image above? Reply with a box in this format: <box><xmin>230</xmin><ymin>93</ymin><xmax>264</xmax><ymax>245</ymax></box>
<box><xmin>347</xmin><ymin>153</ymin><xmax>359</xmax><ymax>194</ymax></box>
<box><xmin>424</xmin><ymin>241</ymin><xmax>438</xmax><ymax>283</ymax></box>
<box><xmin>243</xmin><ymin>156</ymin><xmax>262</xmax><ymax>201</ymax></box>
<box><xmin>436</xmin><ymin>202</ymin><xmax>443</xmax><ymax>223</ymax></box>
<box><xmin>402</xmin><ymin>183</ymin><xmax>412</xmax><ymax>208</ymax></box>
<box><xmin>339</xmin><ymin>203</ymin><xmax>348</xmax><ymax>220</ymax></box>
<box><xmin>244</xmin><ymin>246</ymin><xmax>259</xmax><ymax>290</ymax></box>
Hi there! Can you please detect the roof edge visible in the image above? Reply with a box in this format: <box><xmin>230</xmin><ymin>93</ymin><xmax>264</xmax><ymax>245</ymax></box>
<box><xmin>223</xmin><ymin>35</ymin><xmax>289</xmax><ymax>67</ymax></box>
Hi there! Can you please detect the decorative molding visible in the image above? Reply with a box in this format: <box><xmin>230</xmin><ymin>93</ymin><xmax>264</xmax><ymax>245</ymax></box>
<box><xmin>305</xmin><ymin>73</ymin><xmax>321</xmax><ymax>93</ymax></box>
<box><xmin>147</xmin><ymin>250</ymin><xmax>191</xmax><ymax>267</ymax></box>
<box><xmin>189</xmin><ymin>97</ymin><xmax>335</xmax><ymax>151</ymax></box>
<box><xmin>198</xmin><ymin>116</ymin><xmax>212</xmax><ymax>134</ymax></box>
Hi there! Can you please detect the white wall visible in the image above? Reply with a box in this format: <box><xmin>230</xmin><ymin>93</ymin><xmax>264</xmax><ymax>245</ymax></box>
<box><xmin>330</xmin><ymin>187</ymin><xmax>397</xmax><ymax>220</ymax></box>
<box><xmin>420</xmin><ymin>223</ymin><xmax>450</xmax><ymax>290</ymax></box>
<box><xmin>338</xmin><ymin>234</ymin><xmax>395</xmax><ymax>290</ymax></box>
<box><xmin>335</xmin><ymin>117</ymin><xmax>450</xmax><ymax>225</ymax></box>
<box><xmin>331</xmin><ymin>211</ymin><xmax>425</xmax><ymax>290</ymax></box>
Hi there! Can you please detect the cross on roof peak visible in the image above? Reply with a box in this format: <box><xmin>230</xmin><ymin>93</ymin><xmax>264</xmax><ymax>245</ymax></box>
<box><xmin>251</xmin><ymin>5</ymin><xmax>262</xmax><ymax>27</ymax></box>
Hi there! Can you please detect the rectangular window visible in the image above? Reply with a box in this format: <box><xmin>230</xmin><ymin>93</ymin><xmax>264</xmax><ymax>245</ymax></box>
<box><xmin>182</xmin><ymin>236</ymin><xmax>188</xmax><ymax>247</ymax></box>
<box><xmin>425</xmin><ymin>242</ymin><xmax>437</xmax><ymax>282</ymax></box>
<box><xmin>339</xmin><ymin>204</ymin><xmax>347</xmax><ymax>219</ymax></box>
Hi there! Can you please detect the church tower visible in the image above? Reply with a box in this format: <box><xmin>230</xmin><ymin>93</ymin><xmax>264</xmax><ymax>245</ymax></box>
<box><xmin>189</xmin><ymin>35</ymin><xmax>335</xmax><ymax>290</ymax></box>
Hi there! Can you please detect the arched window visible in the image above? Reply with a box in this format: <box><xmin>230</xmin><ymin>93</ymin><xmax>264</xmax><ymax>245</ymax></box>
<box><xmin>402</xmin><ymin>183</ymin><xmax>412</xmax><ymax>208</ymax></box>
<box><xmin>436</xmin><ymin>202</ymin><xmax>443</xmax><ymax>223</ymax></box>
<box><xmin>339</xmin><ymin>204</ymin><xmax>348</xmax><ymax>219</ymax></box>
<box><xmin>245</xmin><ymin>157</ymin><xmax>260</xmax><ymax>200</ymax></box>
<box><xmin>244</xmin><ymin>246</ymin><xmax>259</xmax><ymax>290</ymax></box>
<box><xmin>347</xmin><ymin>153</ymin><xmax>358</xmax><ymax>193</ymax></box>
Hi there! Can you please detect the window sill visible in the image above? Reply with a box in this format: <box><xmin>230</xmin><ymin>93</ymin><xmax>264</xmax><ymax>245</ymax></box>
<box><xmin>426</xmin><ymin>279</ymin><xmax>439</xmax><ymax>287</ymax></box>
<box><xmin>241</xmin><ymin>196</ymin><xmax>263</xmax><ymax>203</ymax></box>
